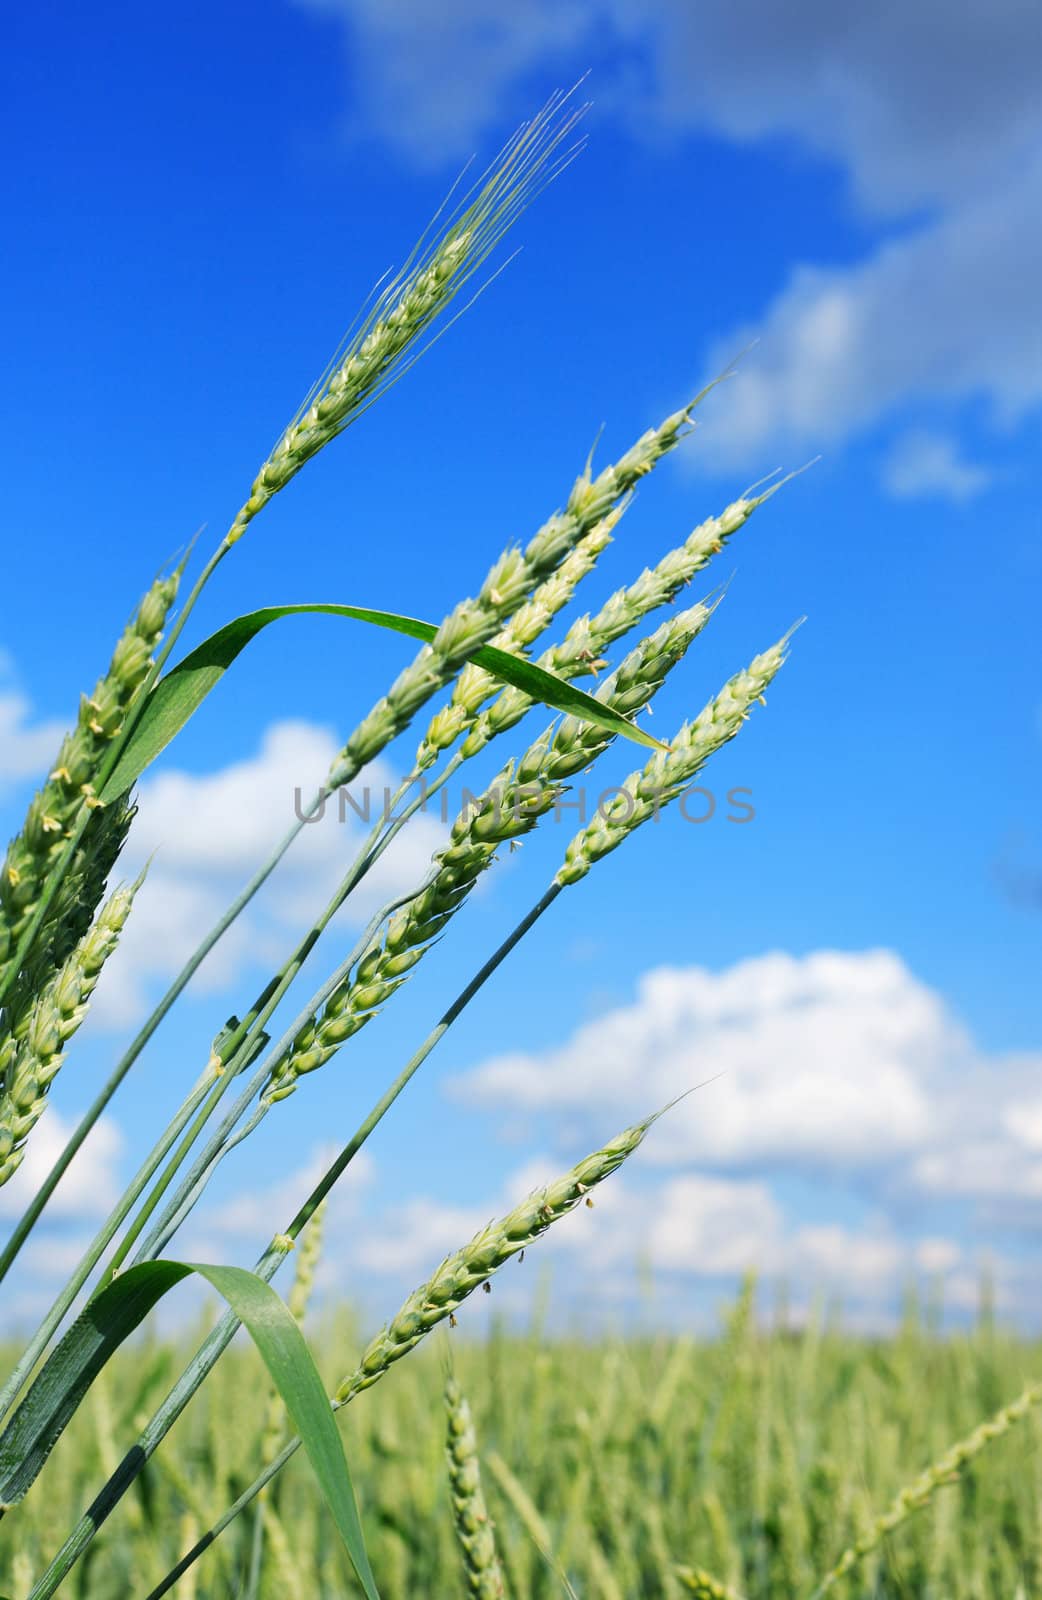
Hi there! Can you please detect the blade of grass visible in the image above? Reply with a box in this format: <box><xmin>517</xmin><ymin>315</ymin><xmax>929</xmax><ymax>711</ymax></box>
<box><xmin>99</xmin><ymin>601</ymin><xmax>663</xmax><ymax>802</ymax></box>
<box><xmin>0</xmin><ymin>1262</ymin><xmax>379</xmax><ymax>1600</ymax></box>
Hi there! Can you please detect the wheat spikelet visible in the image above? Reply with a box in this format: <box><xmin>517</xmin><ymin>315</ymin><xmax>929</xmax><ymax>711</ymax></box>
<box><xmin>675</xmin><ymin>1566</ymin><xmax>745</xmax><ymax>1599</ymax></box>
<box><xmin>263</xmin><ymin>607</ymin><xmax>709</xmax><ymax>1103</ymax></box>
<box><xmin>0</xmin><ymin>571</ymin><xmax>177</xmax><ymax>997</ymax></box>
<box><xmin>415</xmin><ymin>502</ymin><xmax>624</xmax><ymax>770</ymax></box>
<box><xmin>414</xmin><ymin>391</ymin><xmax>730</xmax><ymax>772</ymax></box>
<box><xmin>0</xmin><ymin>795</ymin><xmax>134</xmax><ymax>1044</ymax></box>
<box><xmin>461</xmin><ymin>489</ymin><xmax>771</xmax><ymax>763</ymax></box>
<box><xmin>557</xmin><ymin>628</ymin><xmax>796</xmax><ymax>886</ymax></box>
<box><xmin>0</xmin><ymin>877</ymin><xmax>140</xmax><ymax>1187</ymax></box>
<box><xmin>812</xmin><ymin>1376</ymin><xmax>1042</xmax><ymax>1597</ymax></box>
<box><xmin>445</xmin><ymin>1376</ymin><xmax>507</xmax><ymax>1599</ymax></box>
<box><xmin>324</xmin><ymin>399</ymin><xmax>704</xmax><ymax>794</ymax></box>
<box><xmin>334</xmin><ymin>1115</ymin><xmax>651</xmax><ymax>1403</ymax></box>
<box><xmin>226</xmin><ymin>93</ymin><xmax>584</xmax><ymax>544</ymax></box>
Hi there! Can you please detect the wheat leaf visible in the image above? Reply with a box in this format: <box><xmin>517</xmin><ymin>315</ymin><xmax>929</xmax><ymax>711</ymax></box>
<box><xmin>98</xmin><ymin>602</ymin><xmax>664</xmax><ymax>802</ymax></box>
<box><xmin>0</xmin><ymin>1260</ymin><xmax>379</xmax><ymax>1600</ymax></box>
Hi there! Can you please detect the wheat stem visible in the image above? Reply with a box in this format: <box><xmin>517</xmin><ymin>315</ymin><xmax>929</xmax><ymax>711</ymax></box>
<box><xmin>27</xmin><ymin>626</ymin><xmax>795</xmax><ymax>1596</ymax></box>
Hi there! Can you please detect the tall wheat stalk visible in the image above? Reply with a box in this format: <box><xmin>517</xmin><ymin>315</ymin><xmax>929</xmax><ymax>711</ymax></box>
<box><xmin>0</xmin><ymin>91</ymin><xmax>842</xmax><ymax>1600</ymax></box>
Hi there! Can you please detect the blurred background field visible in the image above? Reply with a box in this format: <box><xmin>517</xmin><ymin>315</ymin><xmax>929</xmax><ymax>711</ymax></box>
<box><xmin>5</xmin><ymin>1283</ymin><xmax>1042</xmax><ymax>1600</ymax></box>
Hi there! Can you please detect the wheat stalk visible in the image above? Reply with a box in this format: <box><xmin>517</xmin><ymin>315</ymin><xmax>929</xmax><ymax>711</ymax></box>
<box><xmin>811</xmin><ymin>1377</ymin><xmax>1042</xmax><ymax>1597</ymax></box>
<box><xmin>262</xmin><ymin>605</ymin><xmax>710</xmax><ymax>1104</ymax></box>
<box><xmin>334</xmin><ymin>1115</ymin><xmax>651</xmax><ymax>1403</ymax></box>
<box><xmin>323</xmin><ymin>401</ymin><xmax>703</xmax><ymax>795</ymax></box>
<box><xmin>0</xmin><ymin>573</ymin><xmax>176</xmax><ymax>1000</ymax></box>
<box><xmin>0</xmin><ymin>877</ymin><xmax>141</xmax><ymax>1187</ymax></box>
<box><xmin>226</xmin><ymin>92</ymin><xmax>584</xmax><ymax>545</ymax></box>
<box><xmin>460</xmin><ymin>489</ymin><xmax>772</xmax><ymax>764</ymax></box>
<box><xmin>557</xmin><ymin>628</ymin><xmax>797</xmax><ymax>885</ymax></box>
<box><xmin>445</xmin><ymin>1376</ymin><xmax>508</xmax><ymax>1599</ymax></box>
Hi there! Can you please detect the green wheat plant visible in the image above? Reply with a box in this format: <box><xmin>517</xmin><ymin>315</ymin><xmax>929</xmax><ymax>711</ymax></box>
<box><xmin>5</xmin><ymin>1286</ymin><xmax>1042</xmax><ymax>1599</ymax></box>
<box><xmin>0</xmin><ymin>88</ymin><xmax>820</xmax><ymax>1600</ymax></box>
<box><xmin>444</xmin><ymin>1372</ymin><xmax>508</xmax><ymax>1599</ymax></box>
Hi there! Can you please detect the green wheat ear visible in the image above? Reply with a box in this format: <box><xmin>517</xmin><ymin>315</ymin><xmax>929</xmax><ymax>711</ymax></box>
<box><xmin>0</xmin><ymin>875</ymin><xmax>142</xmax><ymax>1188</ymax></box>
<box><xmin>556</xmin><ymin>627</ymin><xmax>796</xmax><ymax>885</ymax></box>
<box><xmin>262</xmin><ymin>604</ymin><xmax>711</xmax><ymax>1106</ymax></box>
<box><xmin>227</xmin><ymin>89</ymin><xmax>586</xmax><ymax>545</ymax></box>
<box><xmin>445</xmin><ymin>1376</ymin><xmax>508</xmax><ymax>1599</ymax></box>
<box><xmin>675</xmin><ymin>1566</ymin><xmax>746</xmax><ymax>1600</ymax></box>
<box><xmin>0</xmin><ymin>571</ymin><xmax>177</xmax><ymax>1000</ymax></box>
<box><xmin>334</xmin><ymin>1115</ymin><xmax>652</xmax><ymax>1403</ymax></box>
<box><xmin>811</xmin><ymin>1376</ymin><xmax>1042</xmax><ymax>1598</ymax></box>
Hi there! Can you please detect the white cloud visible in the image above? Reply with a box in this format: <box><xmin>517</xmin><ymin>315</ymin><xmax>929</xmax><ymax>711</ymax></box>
<box><xmin>295</xmin><ymin>0</ymin><xmax>593</xmax><ymax>167</ymax></box>
<box><xmin>450</xmin><ymin>947</ymin><xmax>1042</xmax><ymax>1240</ymax></box>
<box><xmin>698</xmin><ymin>155</ymin><xmax>1042</xmax><ymax>474</ymax></box>
<box><xmin>294</xmin><ymin>0</ymin><xmax>1042</xmax><ymax>216</ymax></box>
<box><xmin>86</xmin><ymin>720</ymin><xmax>446</xmax><ymax>1029</ymax></box>
<box><xmin>353</xmin><ymin>1194</ymin><xmax>487</xmax><ymax>1275</ymax></box>
<box><xmin>452</xmin><ymin>949</ymin><xmax>958</xmax><ymax>1173</ymax></box>
<box><xmin>291</xmin><ymin>1</ymin><xmax>1042</xmax><ymax>483</ymax></box>
<box><xmin>645</xmin><ymin>1173</ymin><xmax>781</xmax><ymax>1277</ymax></box>
<box><xmin>0</xmin><ymin>691</ymin><xmax>65</xmax><ymax>798</ymax></box>
<box><xmin>344</xmin><ymin>1150</ymin><xmax>978</xmax><ymax>1325</ymax></box>
<box><xmin>609</xmin><ymin>0</ymin><xmax>1042</xmax><ymax>217</ymax></box>
<box><xmin>881</xmin><ymin>430</ymin><xmax>993</xmax><ymax>504</ymax></box>
<box><xmin>0</xmin><ymin>1110</ymin><xmax>122</xmax><ymax>1223</ymax></box>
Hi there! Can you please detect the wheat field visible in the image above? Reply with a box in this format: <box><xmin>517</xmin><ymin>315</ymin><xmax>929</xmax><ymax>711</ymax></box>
<box><xmin>4</xmin><ymin>1283</ymin><xmax>1041</xmax><ymax>1600</ymax></box>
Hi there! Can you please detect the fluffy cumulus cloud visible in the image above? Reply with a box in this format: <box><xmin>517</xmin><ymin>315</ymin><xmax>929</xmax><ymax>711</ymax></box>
<box><xmin>85</xmin><ymin>720</ymin><xmax>445</xmax><ymax>1028</ymax></box>
<box><xmin>295</xmin><ymin>0</ymin><xmax>594</xmax><ymax>165</ymax></box>
<box><xmin>293</xmin><ymin>0</ymin><xmax>1042</xmax><ymax>485</ymax></box>
<box><xmin>698</xmin><ymin>157</ymin><xmax>1042</xmax><ymax>472</ymax></box>
<box><xmin>339</xmin><ymin>1145</ymin><xmax>994</xmax><ymax>1330</ymax></box>
<box><xmin>452</xmin><ymin>949</ymin><xmax>960</xmax><ymax>1172</ymax></box>
<box><xmin>293</xmin><ymin>0</ymin><xmax>1042</xmax><ymax>210</ymax></box>
<box><xmin>443</xmin><ymin>947</ymin><xmax>1042</xmax><ymax>1318</ymax></box>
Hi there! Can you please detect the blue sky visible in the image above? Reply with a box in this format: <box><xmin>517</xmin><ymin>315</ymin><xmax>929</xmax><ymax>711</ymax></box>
<box><xmin>1</xmin><ymin>1</ymin><xmax>1041</xmax><ymax>1334</ymax></box>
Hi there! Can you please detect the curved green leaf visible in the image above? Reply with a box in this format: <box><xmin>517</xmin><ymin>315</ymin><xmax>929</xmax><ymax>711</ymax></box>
<box><xmin>99</xmin><ymin>602</ymin><xmax>665</xmax><ymax>802</ymax></box>
<box><xmin>0</xmin><ymin>1260</ymin><xmax>379</xmax><ymax>1600</ymax></box>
